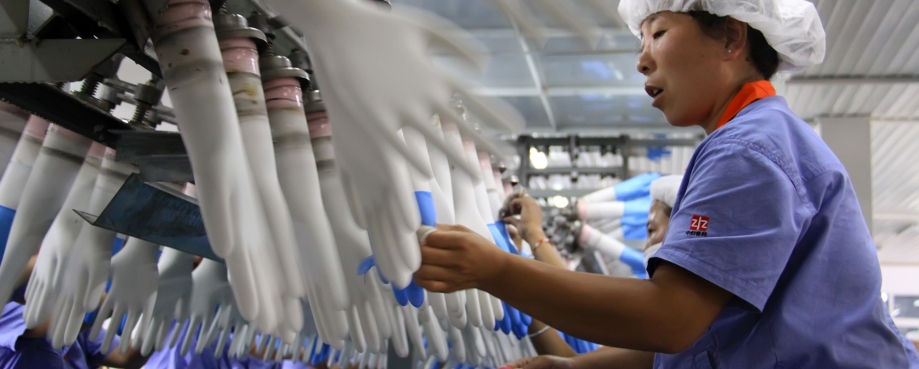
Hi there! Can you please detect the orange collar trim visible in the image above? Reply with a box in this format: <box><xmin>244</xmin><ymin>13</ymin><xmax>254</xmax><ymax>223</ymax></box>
<box><xmin>716</xmin><ymin>80</ymin><xmax>776</xmax><ymax>129</ymax></box>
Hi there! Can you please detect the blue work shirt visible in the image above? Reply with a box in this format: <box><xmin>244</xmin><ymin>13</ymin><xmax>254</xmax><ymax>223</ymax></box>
<box><xmin>0</xmin><ymin>302</ymin><xmax>117</xmax><ymax>369</ymax></box>
<box><xmin>648</xmin><ymin>96</ymin><xmax>919</xmax><ymax>368</ymax></box>
<box><xmin>145</xmin><ymin>325</ymin><xmax>292</xmax><ymax>369</ymax></box>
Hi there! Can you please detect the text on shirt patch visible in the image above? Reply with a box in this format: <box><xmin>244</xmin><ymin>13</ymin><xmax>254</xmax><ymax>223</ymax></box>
<box><xmin>687</xmin><ymin>215</ymin><xmax>709</xmax><ymax>237</ymax></box>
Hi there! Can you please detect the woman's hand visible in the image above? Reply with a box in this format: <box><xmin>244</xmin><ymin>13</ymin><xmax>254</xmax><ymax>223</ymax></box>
<box><xmin>501</xmin><ymin>356</ymin><xmax>577</xmax><ymax>369</ymax></box>
<box><xmin>502</xmin><ymin>194</ymin><xmax>546</xmax><ymax>244</ymax></box>
<box><xmin>414</xmin><ymin>224</ymin><xmax>513</xmax><ymax>293</ymax></box>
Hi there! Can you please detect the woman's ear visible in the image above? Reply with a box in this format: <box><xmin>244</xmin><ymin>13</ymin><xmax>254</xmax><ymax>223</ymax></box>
<box><xmin>723</xmin><ymin>17</ymin><xmax>748</xmax><ymax>60</ymax></box>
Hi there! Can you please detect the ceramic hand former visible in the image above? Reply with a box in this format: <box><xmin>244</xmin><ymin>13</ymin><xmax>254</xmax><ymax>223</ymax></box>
<box><xmin>89</xmin><ymin>237</ymin><xmax>160</xmax><ymax>355</ymax></box>
<box><xmin>23</xmin><ymin>143</ymin><xmax>104</xmax><ymax>329</ymax></box>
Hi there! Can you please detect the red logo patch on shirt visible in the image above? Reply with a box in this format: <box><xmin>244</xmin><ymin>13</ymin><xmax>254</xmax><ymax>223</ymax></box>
<box><xmin>690</xmin><ymin>215</ymin><xmax>709</xmax><ymax>231</ymax></box>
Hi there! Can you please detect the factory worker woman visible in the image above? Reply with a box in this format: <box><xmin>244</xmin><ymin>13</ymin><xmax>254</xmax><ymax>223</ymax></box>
<box><xmin>415</xmin><ymin>0</ymin><xmax>919</xmax><ymax>368</ymax></box>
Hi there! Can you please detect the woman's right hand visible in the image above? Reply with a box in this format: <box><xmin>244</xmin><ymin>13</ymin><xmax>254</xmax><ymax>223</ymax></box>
<box><xmin>502</xmin><ymin>194</ymin><xmax>546</xmax><ymax>244</ymax></box>
<box><xmin>501</xmin><ymin>356</ymin><xmax>576</xmax><ymax>369</ymax></box>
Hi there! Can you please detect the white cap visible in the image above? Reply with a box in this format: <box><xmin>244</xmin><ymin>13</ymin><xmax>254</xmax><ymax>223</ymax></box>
<box><xmin>618</xmin><ymin>0</ymin><xmax>826</xmax><ymax>72</ymax></box>
<box><xmin>650</xmin><ymin>175</ymin><xmax>683</xmax><ymax>208</ymax></box>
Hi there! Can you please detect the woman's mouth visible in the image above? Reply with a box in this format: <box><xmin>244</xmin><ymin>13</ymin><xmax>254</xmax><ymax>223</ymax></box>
<box><xmin>645</xmin><ymin>85</ymin><xmax>664</xmax><ymax>106</ymax></box>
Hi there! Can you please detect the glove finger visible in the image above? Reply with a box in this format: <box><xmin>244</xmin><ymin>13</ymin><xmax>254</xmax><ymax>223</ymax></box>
<box><xmin>180</xmin><ymin>318</ymin><xmax>199</xmax><ymax>356</ymax></box>
<box><xmin>119</xmin><ymin>309</ymin><xmax>141</xmax><ymax>354</ymax></box>
<box><xmin>88</xmin><ymin>297</ymin><xmax>114</xmax><ymax>341</ymax></box>
<box><xmin>62</xmin><ymin>297</ymin><xmax>86</xmax><ymax>348</ymax></box>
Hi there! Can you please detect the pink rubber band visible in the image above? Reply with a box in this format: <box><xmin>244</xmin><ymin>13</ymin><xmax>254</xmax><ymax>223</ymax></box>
<box><xmin>49</xmin><ymin>125</ymin><xmax>86</xmax><ymax>143</ymax></box>
<box><xmin>23</xmin><ymin>116</ymin><xmax>49</xmax><ymax>139</ymax></box>
<box><xmin>219</xmin><ymin>38</ymin><xmax>260</xmax><ymax>75</ymax></box>
<box><xmin>462</xmin><ymin>137</ymin><xmax>476</xmax><ymax>153</ymax></box>
<box><xmin>441</xmin><ymin>121</ymin><xmax>458</xmax><ymax>133</ymax></box>
<box><xmin>87</xmin><ymin>142</ymin><xmax>106</xmax><ymax>159</ymax></box>
<box><xmin>183</xmin><ymin>183</ymin><xmax>197</xmax><ymax>197</ymax></box>
<box><xmin>577</xmin><ymin>201</ymin><xmax>587</xmax><ymax>221</ymax></box>
<box><xmin>264</xmin><ymin>78</ymin><xmax>303</xmax><ymax>110</ymax></box>
<box><xmin>478</xmin><ymin>151</ymin><xmax>492</xmax><ymax>172</ymax></box>
<box><xmin>154</xmin><ymin>0</ymin><xmax>212</xmax><ymax>40</ymax></box>
<box><xmin>578</xmin><ymin>224</ymin><xmax>594</xmax><ymax>247</ymax></box>
<box><xmin>306</xmin><ymin>112</ymin><xmax>331</xmax><ymax>138</ymax></box>
<box><xmin>0</xmin><ymin>102</ymin><xmax>27</xmax><ymax>120</ymax></box>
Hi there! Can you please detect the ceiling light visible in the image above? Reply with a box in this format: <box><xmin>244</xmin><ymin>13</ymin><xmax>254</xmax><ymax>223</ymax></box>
<box><xmin>529</xmin><ymin>147</ymin><xmax>548</xmax><ymax>170</ymax></box>
<box><xmin>552</xmin><ymin>196</ymin><xmax>569</xmax><ymax>209</ymax></box>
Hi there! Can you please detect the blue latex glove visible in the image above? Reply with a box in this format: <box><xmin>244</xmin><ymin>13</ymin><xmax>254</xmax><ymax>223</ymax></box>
<box><xmin>623</xmin><ymin>197</ymin><xmax>653</xmax><ymax>217</ymax></box>
<box><xmin>490</xmin><ymin>222</ymin><xmax>528</xmax><ymax>337</ymax></box>
<box><xmin>307</xmin><ymin>336</ymin><xmax>319</xmax><ymax>365</ymax></box>
<box><xmin>111</xmin><ymin>235</ymin><xmax>126</xmax><ymax>256</ymax></box>
<box><xmin>622</xmin><ymin>223</ymin><xmax>648</xmax><ymax>241</ymax></box>
<box><xmin>621</xmin><ymin>213</ymin><xmax>649</xmax><ymax>228</ymax></box>
<box><xmin>612</xmin><ymin>173</ymin><xmax>661</xmax><ymax>201</ymax></box>
<box><xmin>0</xmin><ymin>206</ymin><xmax>15</xmax><ymax>264</ymax></box>
<box><xmin>620</xmin><ymin>247</ymin><xmax>649</xmax><ymax>279</ymax></box>
<box><xmin>386</xmin><ymin>191</ymin><xmax>438</xmax><ymax>308</ymax></box>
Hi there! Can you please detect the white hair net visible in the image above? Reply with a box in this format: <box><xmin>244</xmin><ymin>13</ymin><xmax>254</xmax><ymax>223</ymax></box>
<box><xmin>618</xmin><ymin>0</ymin><xmax>826</xmax><ymax>72</ymax></box>
<box><xmin>650</xmin><ymin>175</ymin><xmax>683</xmax><ymax>208</ymax></box>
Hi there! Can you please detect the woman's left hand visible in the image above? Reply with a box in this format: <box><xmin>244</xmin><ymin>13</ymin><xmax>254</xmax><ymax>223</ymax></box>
<box><xmin>414</xmin><ymin>224</ymin><xmax>512</xmax><ymax>293</ymax></box>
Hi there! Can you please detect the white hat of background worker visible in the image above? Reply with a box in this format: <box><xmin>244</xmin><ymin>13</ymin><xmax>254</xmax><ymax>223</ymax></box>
<box><xmin>650</xmin><ymin>175</ymin><xmax>683</xmax><ymax>208</ymax></box>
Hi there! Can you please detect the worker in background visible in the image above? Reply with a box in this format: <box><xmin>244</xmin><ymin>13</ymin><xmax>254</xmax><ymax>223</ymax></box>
<box><xmin>501</xmin><ymin>224</ymin><xmax>575</xmax><ymax>359</ymax></box>
<box><xmin>0</xmin><ymin>255</ymin><xmax>149</xmax><ymax>369</ymax></box>
<box><xmin>414</xmin><ymin>0</ymin><xmax>919</xmax><ymax>368</ymax></box>
<box><xmin>503</xmin><ymin>175</ymin><xmax>682</xmax><ymax>368</ymax></box>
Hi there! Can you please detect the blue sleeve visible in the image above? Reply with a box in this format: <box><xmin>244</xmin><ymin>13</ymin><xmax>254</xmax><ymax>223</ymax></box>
<box><xmin>649</xmin><ymin>141</ymin><xmax>810</xmax><ymax>311</ymax></box>
<box><xmin>81</xmin><ymin>328</ymin><xmax>120</xmax><ymax>368</ymax></box>
<box><xmin>0</xmin><ymin>303</ymin><xmax>28</xmax><ymax>350</ymax></box>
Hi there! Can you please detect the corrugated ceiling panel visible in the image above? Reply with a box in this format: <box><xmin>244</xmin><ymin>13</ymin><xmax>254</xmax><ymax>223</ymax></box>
<box><xmin>872</xmin><ymin>122</ymin><xmax>919</xmax><ymax>215</ymax></box>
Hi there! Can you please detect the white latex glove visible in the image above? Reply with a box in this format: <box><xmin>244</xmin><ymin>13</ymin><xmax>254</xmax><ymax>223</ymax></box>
<box><xmin>421</xmin><ymin>119</ymin><xmax>467</xmax><ymax>328</ymax></box>
<box><xmin>464</xmin><ymin>141</ymin><xmax>505</xmax><ymax>326</ymax></box>
<box><xmin>139</xmin><ymin>184</ymin><xmax>199</xmax><ymax>355</ymax></box>
<box><xmin>491</xmin><ymin>0</ymin><xmax>603</xmax><ymax>48</ymax></box>
<box><xmin>390</xmin><ymin>305</ymin><xmax>409</xmax><ymax>358</ymax></box>
<box><xmin>89</xmin><ymin>236</ymin><xmax>159</xmax><ymax>354</ymax></box>
<box><xmin>0</xmin><ymin>125</ymin><xmax>92</xmax><ymax>303</ymax></box>
<box><xmin>0</xmin><ymin>116</ymin><xmax>48</xmax><ymax>210</ymax></box>
<box><xmin>463</xmin><ymin>322</ymin><xmax>488</xmax><ymax>367</ymax></box>
<box><xmin>263</xmin><ymin>0</ymin><xmax>525</xmax><ymax>282</ymax></box>
<box><xmin>441</xmin><ymin>122</ymin><xmax>495</xmax><ymax>330</ymax></box>
<box><xmin>264</xmin><ymin>0</ymin><xmax>523</xmax><ymax>176</ymax></box>
<box><xmin>267</xmin><ymin>79</ymin><xmax>350</xmax><ymax>329</ymax></box>
<box><xmin>152</xmin><ymin>0</ymin><xmax>265</xmax><ymax>321</ymax></box>
<box><xmin>201</xmin><ymin>289</ymin><xmax>247</xmax><ymax>358</ymax></box>
<box><xmin>179</xmin><ymin>259</ymin><xmax>233</xmax><ymax>356</ymax></box>
<box><xmin>48</xmin><ymin>149</ymin><xmax>135</xmax><ymax>349</ymax></box>
<box><xmin>401</xmin><ymin>306</ymin><xmax>425</xmax><ymax>360</ymax></box>
<box><xmin>333</xmin><ymin>113</ymin><xmax>420</xmax><ymax>289</ymax></box>
<box><xmin>224</xmin><ymin>45</ymin><xmax>305</xmax><ymax>305</ymax></box>
<box><xmin>479</xmin><ymin>325</ymin><xmax>500</xmax><ymax>367</ymax></box>
<box><xmin>142</xmin><ymin>247</ymin><xmax>194</xmax><ymax>355</ymax></box>
<box><xmin>23</xmin><ymin>143</ymin><xmax>104</xmax><ymax>328</ymax></box>
<box><xmin>448</xmin><ymin>324</ymin><xmax>466</xmax><ymax>363</ymax></box>
<box><xmin>421</xmin><ymin>305</ymin><xmax>449</xmax><ymax>362</ymax></box>
<box><xmin>312</xmin><ymin>111</ymin><xmax>400</xmax><ymax>352</ymax></box>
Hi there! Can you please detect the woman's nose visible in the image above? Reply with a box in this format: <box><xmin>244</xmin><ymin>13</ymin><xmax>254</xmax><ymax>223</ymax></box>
<box><xmin>636</xmin><ymin>49</ymin><xmax>654</xmax><ymax>75</ymax></box>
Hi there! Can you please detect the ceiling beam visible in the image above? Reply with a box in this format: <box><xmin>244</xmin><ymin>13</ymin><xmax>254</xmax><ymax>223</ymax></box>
<box><xmin>875</xmin><ymin>213</ymin><xmax>919</xmax><ymax>221</ymax></box>
<box><xmin>506</xmin><ymin>15</ymin><xmax>557</xmax><ymax>131</ymax></box>
<box><xmin>462</xmin><ymin>27</ymin><xmax>633</xmax><ymax>39</ymax></box>
<box><xmin>471</xmin><ymin>85</ymin><xmax>646</xmax><ymax>97</ymax></box>
<box><xmin>788</xmin><ymin>76</ymin><xmax>919</xmax><ymax>85</ymax></box>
